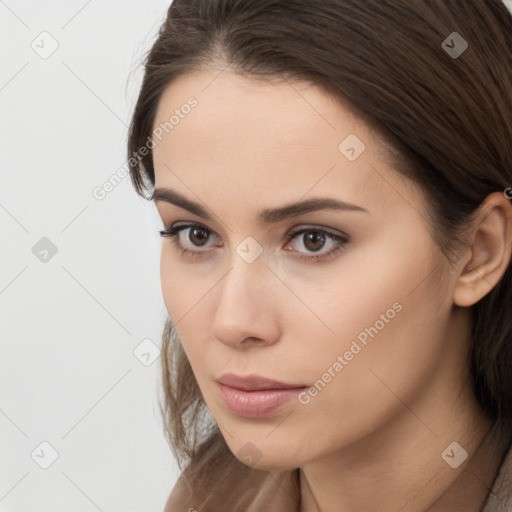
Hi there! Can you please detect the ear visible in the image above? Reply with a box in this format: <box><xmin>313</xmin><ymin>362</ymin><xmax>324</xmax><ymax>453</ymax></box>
<box><xmin>453</xmin><ymin>191</ymin><xmax>512</xmax><ymax>307</ymax></box>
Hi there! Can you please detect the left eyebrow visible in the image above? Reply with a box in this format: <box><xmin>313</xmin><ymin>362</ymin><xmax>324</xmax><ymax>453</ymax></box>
<box><xmin>151</xmin><ymin>187</ymin><xmax>369</xmax><ymax>224</ymax></box>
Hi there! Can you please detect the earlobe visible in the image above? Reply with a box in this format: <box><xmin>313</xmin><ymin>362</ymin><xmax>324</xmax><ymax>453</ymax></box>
<box><xmin>453</xmin><ymin>192</ymin><xmax>512</xmax><ymax>308</ymax></box>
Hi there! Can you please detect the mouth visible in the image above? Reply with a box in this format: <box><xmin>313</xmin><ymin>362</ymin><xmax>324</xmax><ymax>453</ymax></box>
<box><xmin>216</xmin><ymin>372</ymin><xmax>307</xmax><ymax>391</ymax></box>
<box><xmin>216</xmin><ymin>373</ymin><xmax>308</xmax><ymax>418</ymax></box>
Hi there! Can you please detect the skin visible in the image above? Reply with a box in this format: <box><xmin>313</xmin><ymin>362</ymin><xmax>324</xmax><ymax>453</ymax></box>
<box><xmin>151</xmin><ymin>67</ymin><xmax>512</xmax><ymax>512</ymax></box>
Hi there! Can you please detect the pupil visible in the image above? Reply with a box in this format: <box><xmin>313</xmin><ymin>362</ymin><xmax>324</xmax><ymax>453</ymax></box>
<box><xmin>190</xmin><ymin>227</ymin><xmax>208</xmax><ymax>246</ymax></box>
<box><xmin>305</xmin><ymin>231</ymin><xmax>325</xmax><ymax>251</ymax></box>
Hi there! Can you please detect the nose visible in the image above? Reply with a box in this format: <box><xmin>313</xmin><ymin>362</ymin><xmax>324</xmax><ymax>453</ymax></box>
<box><xmin>210</xmin><ymin>256</ymin><xmax>281</xmax><ymax>349</ymax></box>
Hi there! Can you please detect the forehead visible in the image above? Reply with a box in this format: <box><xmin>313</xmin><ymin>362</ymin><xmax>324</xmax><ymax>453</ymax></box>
<box><xmin>151</xmin><ymin>69</ymin><xmax>422</xmax><ymax>219</ymax></box>
<box><xmin>152</xmin><ymin>69</ymin><xmax>368</xmax><ymax>165</ymax></box>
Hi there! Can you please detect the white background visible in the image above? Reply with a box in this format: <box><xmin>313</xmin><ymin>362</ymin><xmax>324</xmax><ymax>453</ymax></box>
<box><xmin>0</xmin><ymin>1</ymin><xmax>178</xmax><ymax>511</ymax></box>
<box><xmin>1</xmin><ymin>1</ymin><xmax>512</xmax><ymax>511</ymax></box>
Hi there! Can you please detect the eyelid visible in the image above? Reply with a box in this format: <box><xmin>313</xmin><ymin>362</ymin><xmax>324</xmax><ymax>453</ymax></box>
<box><xmin>160</xmin><ymin>221</ymin><xmax>348</xmax><ymax>239</ymax></box>
<box><xmin>160</xmin><ymin>221</ymin><xmax>220</xmax><ymax>244</ymax></box>
<box><xmin>286</xmin><ymin>224</ymin><xmax>348</xmax><ymax>240</ymax></box>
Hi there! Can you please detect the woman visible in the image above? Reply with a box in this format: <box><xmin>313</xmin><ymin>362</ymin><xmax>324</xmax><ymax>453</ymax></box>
<box><xmin>127</xmin><ymin>1</ymin><xmax>512</xmax><ymax>510</ymax></box>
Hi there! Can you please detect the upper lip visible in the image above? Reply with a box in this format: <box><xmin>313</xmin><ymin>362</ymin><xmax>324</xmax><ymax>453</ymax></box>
<box><xmin>216</xmin><ymin>373</ymin><xmax>307</xmax><ymax>391</ymax></box>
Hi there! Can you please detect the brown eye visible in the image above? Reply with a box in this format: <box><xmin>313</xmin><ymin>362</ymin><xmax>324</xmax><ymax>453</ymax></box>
<box><xmin>302</xmin><ymin>231</ymin><xmax>326</xmax><ymax>252</ymax></box>
<box><xmin>285</xmin><ymin>226</ymin><xmax>349</xmax><ymax>262</ymax></box>
<box><xmin>189</xmin><ymin>226</ymin><xmax>210</xmax><ymax>246</ymax></box>
<box><xmin>159</xmin><ymin>223</ymin><xmax>217</xmax><ymax>256</ymax></box>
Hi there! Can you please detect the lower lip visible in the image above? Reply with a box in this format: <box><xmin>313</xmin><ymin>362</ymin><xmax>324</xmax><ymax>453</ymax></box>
<box><xmin>219</xmin><ymin>384</ymin><xmax>307</xmax><ymax>418</ymax></box>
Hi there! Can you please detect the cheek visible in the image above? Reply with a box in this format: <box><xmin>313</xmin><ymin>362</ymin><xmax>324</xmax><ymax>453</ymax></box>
<box><xmin>285</xmin><ymin>242</ymin><xmax>423</xmax><ymax>360</ymax></box>
<box><xmin>159</xmin><ymin>249</ymin><xmax>195</xmax><ymax>359</ymax></box>
<box><xmin>296</xmin><ymin>243</ymin><xmax>448</xmax><ymax>425</ymax></box>
<box><xmin>160</xmin><ymin>249</ymin><xmax>176</xmax><ymax>316</ymax></box>
<box><xmin>159</xmin><ymin>248</ymin><xmax>214</xmax><ymax>366</ymax></box>
<box><xmin>159</xmin><ymin>247</ymin><xmax>199</xmax><ymax>320</ymax></box>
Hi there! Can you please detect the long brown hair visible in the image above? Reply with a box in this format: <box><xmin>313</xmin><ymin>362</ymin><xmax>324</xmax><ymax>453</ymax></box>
<box><xmin>127</xmin><ymin>0</ymin><xmax>512</xmax><ymax>507</ymax></box>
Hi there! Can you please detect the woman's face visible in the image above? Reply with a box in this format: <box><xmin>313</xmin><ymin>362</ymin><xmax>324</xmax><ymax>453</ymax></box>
<box><xmin>152</xmin><ymin>69</ymin><xmax>465</xmax><ymax>470</ymax></box>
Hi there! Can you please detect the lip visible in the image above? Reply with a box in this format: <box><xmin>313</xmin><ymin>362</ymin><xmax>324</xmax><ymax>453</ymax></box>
<box><xmin>216</xmin><ymin>373</ymin><xmax>306</xmax><ymax>391</ymax></box>
<box><xmin>216</xmin><ymin>373</ymin><xmax>308</xmax><ymax>418</ymax></box>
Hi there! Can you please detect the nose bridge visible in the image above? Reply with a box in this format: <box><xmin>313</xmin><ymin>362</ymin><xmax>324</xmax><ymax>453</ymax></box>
<box><xmin>218</xmin><ymin>253</ymin><xmax>267</xmax><ymax>319</ymax></box>
<box><xmin>210</xmin><ymin>251</ymin><xmax>278</xmax><ymax>346</ymax></box>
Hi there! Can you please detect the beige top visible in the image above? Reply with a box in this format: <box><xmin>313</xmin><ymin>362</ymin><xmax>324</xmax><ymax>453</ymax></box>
<box><xmin>164</xmin><ymin>420</ymin><xmax>512</xmax><ymax>512</ymax></box>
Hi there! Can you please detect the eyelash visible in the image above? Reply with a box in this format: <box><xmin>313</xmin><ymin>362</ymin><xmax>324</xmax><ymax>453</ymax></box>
<box><xmin>158</xmin><ymin>222</ymin><xmax>349</xmax><ymax>262</ymax></box>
